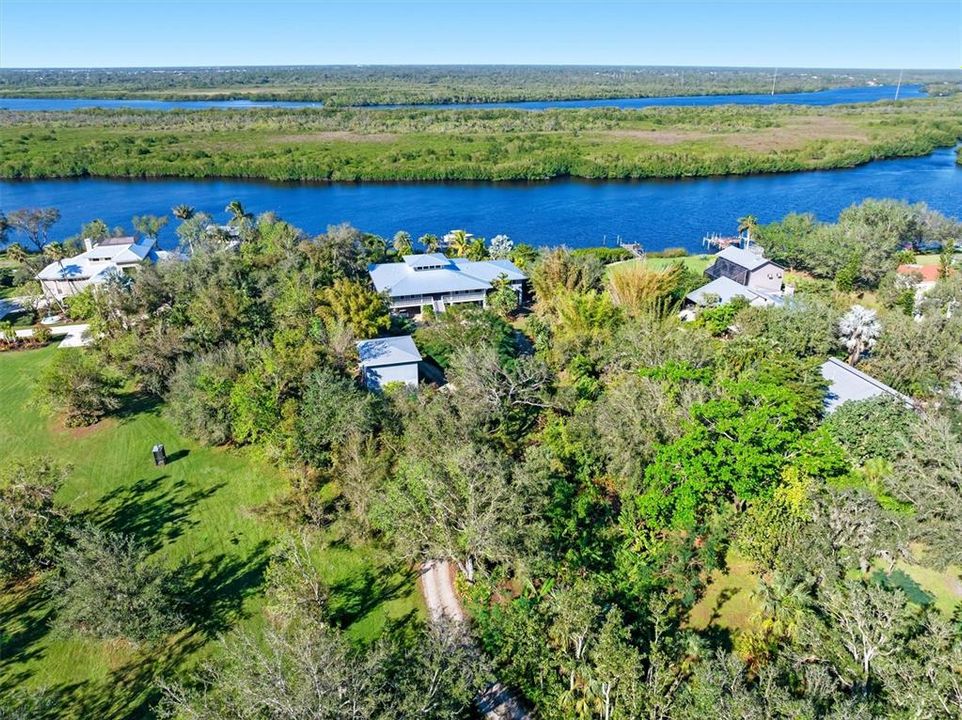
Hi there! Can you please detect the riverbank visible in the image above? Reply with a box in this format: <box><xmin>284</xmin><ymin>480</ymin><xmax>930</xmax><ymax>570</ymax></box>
<box><xmin>3</xmin><ymin>97</ymin><xmax>962</xmax><ymax>182</ymax></box>
<box><xmin>3</xmin><ymin>65</ymin><xmax>957</xmax><ymax>106</ymax></box>
<box><xmin>4</xmin><ymin>147</ymin><xmax>959</xmax><ymax>251</ymax></box>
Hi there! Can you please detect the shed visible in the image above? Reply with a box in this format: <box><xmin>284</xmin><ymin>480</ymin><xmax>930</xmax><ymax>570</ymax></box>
<box><xmin>819</xmin><ymin>358</ymin><xmax>913</xmax><ymax>413</ymax></box>
<box><xmin>357</xmin><ymin>335</ymin><xmax>422</xmax><ymax>391</ymax></box>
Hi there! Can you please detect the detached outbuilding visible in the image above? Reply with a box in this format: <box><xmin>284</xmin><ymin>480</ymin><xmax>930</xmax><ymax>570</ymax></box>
<box><xmin>820</xmin><ymin>358</ymin><xmax>913</xmax><ymax>413</ymax></box>
<box><xmin>357</xmin><ymin>335</ymin><xmax>422</xmax><ymax>391</ymax></box>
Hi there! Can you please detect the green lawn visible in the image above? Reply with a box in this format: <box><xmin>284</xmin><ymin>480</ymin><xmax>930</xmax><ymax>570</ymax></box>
<box><xmin>0</xmin><ymin>347</ymin><xmax>420</xmax><ymax>718</ymax></box>
<box><xmin>914</xmin><ymin>252</ymin><xmax>962</xmax><ymax>266</ymax></box>
<box><xmin>689</xmin><ymin>550</ymin><xmax>962</xmax><ymax>639</ymax></box>
<box><xmin>607</xmin><ymin>253</ymin><xmax>715</xmax><ymax>276</ymax></box>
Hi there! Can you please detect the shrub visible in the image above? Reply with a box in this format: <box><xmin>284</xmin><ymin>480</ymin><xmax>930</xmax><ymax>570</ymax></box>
<box><xmin>49</xmin><ymin>526</ymin><xmax>185</xmax><ymax>642</ymax></box>
<box><xmin>36</xmin><ymin>349</ymin><xmax>121</xmax><ymax>426</ymax></box>
<box><xmin>649</xmin><ymin>247</ymin><xmax>689</xmax><ymax>258</ymax></box>
<box><xmin>0</xmin><ymin>458</ymin><xmax>70</xmax><ymax>582</ymax></box>
<box><xmin>166</xmin><ymin>345</ymin><xmax>246</xmax><ymax>445</ymax></box>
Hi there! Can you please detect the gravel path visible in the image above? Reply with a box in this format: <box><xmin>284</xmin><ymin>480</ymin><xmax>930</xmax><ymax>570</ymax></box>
<box><xmin>419</xmin><ymin>560</ymin><xmax>530</xmax><ymax>720</ymax></box>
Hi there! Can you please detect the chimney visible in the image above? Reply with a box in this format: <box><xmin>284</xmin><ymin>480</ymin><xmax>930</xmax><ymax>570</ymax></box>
<box><xmin>83</xmin><ymin>237</ymin><xmax>94</xmax><ymax>252</ymax></box>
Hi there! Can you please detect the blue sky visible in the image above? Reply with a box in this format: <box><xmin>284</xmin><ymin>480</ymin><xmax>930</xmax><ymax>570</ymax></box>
<box><xmin>1</xmin><ymin>1</ymin><xmax>959</xmax><ymax>69</ymax></box>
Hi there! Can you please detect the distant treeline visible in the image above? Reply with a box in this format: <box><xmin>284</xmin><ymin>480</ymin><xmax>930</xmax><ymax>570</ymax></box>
<box><xmin>1</xmin><ymin>65</ymin><xmax>960</xmax><ymax>105</ymax></box>
<box><xmin>3</xmin><ymin>97</ymin><xmax>961</xmax><ymax>182</ymax></box>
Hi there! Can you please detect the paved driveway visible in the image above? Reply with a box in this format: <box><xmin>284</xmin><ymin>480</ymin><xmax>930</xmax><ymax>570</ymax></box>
<box><xmin>14</xmin><ymin>323</ymin><xmax>92</xmax><ymax>348</ymax></box>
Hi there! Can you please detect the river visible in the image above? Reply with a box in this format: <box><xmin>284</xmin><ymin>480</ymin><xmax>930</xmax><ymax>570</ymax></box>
<box><xmin>1</xmin><ymin>146</ymin><xmax>959</xmax><ymax>252</ymax></box>
<box><xmin>0</xmin><ymin>85</ymin><xmax>923</xmax><ymax>112</ymax></box>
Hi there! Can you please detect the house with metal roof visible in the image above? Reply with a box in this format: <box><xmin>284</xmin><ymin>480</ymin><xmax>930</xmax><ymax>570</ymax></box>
<box><xmin>357</xmin><ymin>335</ymin><xmax>422</xmax><ymax>390</ymax></box>
<box><xmin>36</xmin><ymin>236</ymin><xmax>158</xmax><ymax>302</ymax></box>
<box><xmin>704</xmin><ymin>246</ymin><xmax>785</xmax><ymax>293</ymax></box>
<box><xmin>368</xmin><ymin>254</ymin><xmax>526</xmax><ymax>314</ymax></box>
<box><xmin>685</xmin><ymin>276</ymin><xmax>785</xmax><ymax>308</ymax></box>
<box><xmin>820</xmin><ymin>357</ymin><xmax>913</xmax><ymax>413</ymax></box>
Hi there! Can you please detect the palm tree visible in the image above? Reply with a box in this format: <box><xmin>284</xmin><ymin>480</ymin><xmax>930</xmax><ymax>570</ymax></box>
<box><xmin>172</xmin><ymin>204</ymin><xmax>195</xmax><ymax>221</ymax></box>
<box><xmin>737</xmin><ymin>214</ymin><xmax>759</xmax><ymax>244</ymax></box>
<box><xmin>838</xmin><ymin>304</ymin><xmax>882</xmax><ymax>365</ymax></box>
<box><xmin>419</xmin><ymin>234</ymin><xmax>441</xmax><ymax>253</ymax></box>
<box><xmin>465</xmin><ymin>237</ymin><xmax>487</xmax><ymax>261</ymax></box>
<box><xmin>225</xmin><ymin>200</ymin><xmax>252</xmax><ymax>226</ymax></box>
<box><xmin>444</xmin><ymin>229</ymin><xmax>472</xmax><ymax>258</ymax></box>
<box><xmin>392</xmin><ymin>231</ymin><xmax>413</xmax><ymax>256</ymax></box>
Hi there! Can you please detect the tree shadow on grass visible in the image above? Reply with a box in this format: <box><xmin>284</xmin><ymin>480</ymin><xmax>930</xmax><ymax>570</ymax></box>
<box><xmin>0</xmin><ymin>579</ymin><xmax>55</xmax><ymax>692</ymax></box>
<box><xmin>176</xmin><ymin>540</ymin><xmax>272</xmax><ymax>637</ymax></box>
<box><xmin>114</xmin><ymin>391</ymin><xmax>163</xmax><ymax>423</ymax></box>
<box><xmin>24</xmin><ymin>631</ymin><xmax>208</xmax><ymax>720</ymax></box>
<box><xmin>16</xmin><ymin>542</ymin><xmax>273</xmax><ymax>720</ymax></box>
<box><xmin>327</xmin><ymin>564</ymin><xmax>418</xmax><ymax>630</ymax></box>
<box><xmin>89</xmin><ymin>475</ymin><xmax>226</xmax><ymax>553</ymax></box>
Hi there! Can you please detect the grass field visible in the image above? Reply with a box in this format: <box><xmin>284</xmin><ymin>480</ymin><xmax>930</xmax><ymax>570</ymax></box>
<box><xmin>0</xmin><ymin>347</ymin><xmax>420</xmax><ymax>719</ymax></box>
<box><xmin>914</xmin><ymin>252</ymin><xmax>962</xmax><ymax>265</ymax></box>
<box><xmin>689</xmin><ymin>550</ymin><xmax>962</xmax><ymax>639</ymax></box>
<box><xmin>3</xmin><ymin>97</ymin><xmax>961</xmax><ymax>182</ymax></box>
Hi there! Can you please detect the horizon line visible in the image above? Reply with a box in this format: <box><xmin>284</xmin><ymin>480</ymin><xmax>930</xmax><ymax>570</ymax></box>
<box><xmin>2</xmin><ymin>63</ymin><xmax>959</xmax><ymax>72</ymax></box>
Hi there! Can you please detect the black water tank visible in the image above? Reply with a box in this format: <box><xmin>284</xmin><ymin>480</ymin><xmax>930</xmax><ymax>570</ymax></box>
<box><xmin>152</xmin><ymin>444</ymin><xmax>167</xmax><ymax>466</ymax></box>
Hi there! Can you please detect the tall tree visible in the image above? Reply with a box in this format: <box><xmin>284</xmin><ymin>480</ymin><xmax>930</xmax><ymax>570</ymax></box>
<box><xmin>7</xmin><ymin>207</ymin><xmax>61</xmax><ymax>252</ymax></box>
<box><xmin>132</xmin><ymin>214</ymin><xmax>169</xmax><ymax>240</ymax></box>
<box><xmin>316</xmin><ymin>278</ymin><xmax>390</xmax><ymax>338</ymax></box>
<box><xmin>737</xmin><ymin>214</ymin><xmax>760</xmax><ymax>243</ymax></box>
<box><xmin>392</xmin><ymin>230</ymin><xmax>414</xmax><ymax>256</ymax></box>
<box><xmin>443</xmin><ymin>229</ymin><xmax>472</xmax><ymax>258</ymax></box>
<box><xmin>224</xmin><ymin>200</ymin><xmax>252</xmax><ymax>225</ymax></box>
<box><xmin>838</xmin><ymin>305</ymin><xmax>882</xmax><ymax>365</ymax></box>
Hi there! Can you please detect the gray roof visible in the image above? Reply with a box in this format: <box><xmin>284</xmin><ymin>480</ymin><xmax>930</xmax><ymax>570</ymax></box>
<box><xmin>820</xmin><ymin>358</ymin><xmax>913</xmax><ymax>413</ymax></box>
<box><xmin>368</xmin><ymin>254</ymin><xmax>526</xmax><ymax>298</ymax></box>
<box><xmin>714</xmin><ymin>246</ymin><xmax>774</xmax><ymax>272</ymax></box>
<box><xmin>686</xmin><ymin>276</ymin><xmax>783</xmax><ymax>306</ymax></box>
<box><xmin>357</xmin><ymin>335</ymin><xmax>422</xmax><ymax>367</ymax></box>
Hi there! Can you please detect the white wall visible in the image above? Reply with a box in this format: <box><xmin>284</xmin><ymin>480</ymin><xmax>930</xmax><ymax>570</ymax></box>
<box><xmin>747</xmin><ymin>262</ymin><xmax>784</xmax><ymax>292</ymax></box>
<box><xmin>363</xmin><ymin>362</ymin><xmax>419</xmax><ymax>391</ymax></box>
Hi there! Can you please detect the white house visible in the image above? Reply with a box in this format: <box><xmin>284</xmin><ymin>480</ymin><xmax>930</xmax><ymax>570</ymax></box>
<box><xmin>368</xmin><ymin>254</ymin><xmax>526</xmax><ymax>315</ymax></box>
<box><xmin>820</xmin><ymin>358</ymin><xmax>913</xmax><ymax>413</ymax></box>
<box><xmin>36</xmin><ymin>236</ymin><xmax>158</xmax><ymax>302</ymax></box>
<box><xmin>357</xmin><ymin>335</ymin><xmax>422</xmax><ymax>390</ymax></box>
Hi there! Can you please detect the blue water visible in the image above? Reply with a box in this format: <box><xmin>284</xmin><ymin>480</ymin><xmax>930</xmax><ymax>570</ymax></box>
<box><xmin>0</xmin><ymin>98</ymin><xmax>325</xmax><ymax>111</ymax></box>
<box><xmin>0</xmin><ymin>85</ymin><xmax>924</xmax><ymax>112</ymax></box>
<box><xmin>1</xmin><ymin>147</ymin><xmax>959</xmax><ymax>252</ymax></box>
<box><xmin>378</xmin><ymin>85</ymin><xmax>926</xmax><ymax>110</ymax></box>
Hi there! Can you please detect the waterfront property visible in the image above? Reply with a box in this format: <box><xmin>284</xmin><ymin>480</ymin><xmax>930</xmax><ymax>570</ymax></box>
<box><xmin>357</xmin><ymin>335</ymin><xmax>422</xmax><ymax>390</ymax></box>
<box><xmin>703</xmin><ymin>245</ymin><xmax>785</xmax><ymax>293</ymax></box>
<box><xmin>684</xmin><ymin>275</ymin><xmax>785</xmax><ymax>308</ymax></box>
<box><xmin>683</xmin><ymin>245</ymin><xmax>788</xmax><ymax>313</ymax></box>
<box><xmin>820</xmin><ymin>357</ymin><xmax>913</xmax><ymax>413</ymax></box>
<box><xmin>36</xmin><ymin>236</ymin><xmax>158</xmax><ymax>301</ymax></box>
<box><xmin>368</xmin><ymin>253</ymin><xmax>526</xmax><ymax>314</ymax></box>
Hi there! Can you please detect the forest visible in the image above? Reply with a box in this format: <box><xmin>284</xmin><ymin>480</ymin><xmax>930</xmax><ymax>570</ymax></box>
<box><xmin>2</xmin><ymin>66</ymin><xmax>960</xmax><ymax>105</ymax></box>
<box><xmin>3</xmin><ymin>96</ymin><xmax>962</xmax><ymax>181</ymax></box>
<box><xmin>1</xmin><ymin>197</ymin><xmax>961</xmax><ymax>719</ymax></box>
